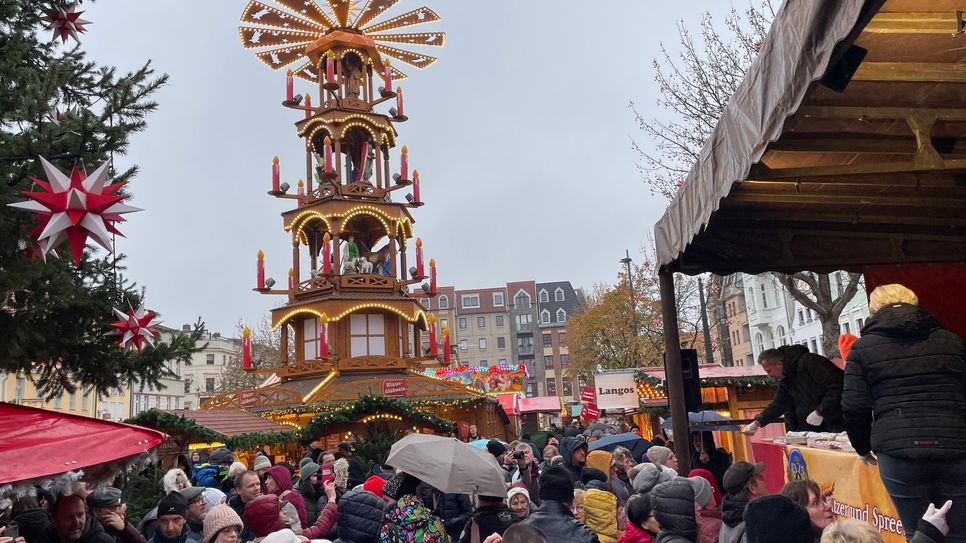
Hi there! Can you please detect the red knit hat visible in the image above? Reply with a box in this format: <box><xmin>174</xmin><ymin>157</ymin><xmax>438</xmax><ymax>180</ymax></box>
<box><xmin>363</xmin><ymin>475</ymin><xmax>387</xmax><ymax>497</ymax></box>
<box><xmin>838</xmin><ymin>333</ymin><xmax>859</xmax><ymax>361</ymax></box>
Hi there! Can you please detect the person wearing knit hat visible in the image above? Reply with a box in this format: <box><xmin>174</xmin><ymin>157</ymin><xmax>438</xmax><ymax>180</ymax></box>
<box><xmin>150</xmin><ymin>492</ymin><xmax>195</xmax><ymax>543</ymax></box>
<box><xmin>688</xmin><ymin>475</ymin><xmax>721</xmax><ymax>543</ymax></box>
<box><xmin>298</xmin><ymin>457</ymin><xmax>312</xmax><ymax>471</ymax></box>
<box><xmin>581</xmin><ymin>467</ymin><xmax>609</xmax><ymax>491</ymax></box>
<box><xmin>523</xmin><ymin>466</ymin><xmax>598</xmax><ymax>542</ymax></box>
<box><xmin>632</xmin><ymin>463</ymin><xmax>672</xmax><ymax>495</ymax></box>
<box><xmin>688</xmin><ymin>468</ymin><xmax>723</xmax><ymax>505</ymax></box>
<box><xmin>252</xmin><ymin>456</ymin><xmax>272</xmax><ymax>478</ymax></box>
<box><xmin>646</xmin><ymin>446</ymin><xmax>678</xmax><ymax>472</ymax></box>
<box><xmin>461</xmin><ymin>491</ymin><xmax>520</xmax><ymax>542</ymax></box>
<box><xmin>380</xmin><ymin>474</ymin><xmax>448</xmax><ymax>542</ymax></box>
<box><xmin>506</xmin><ymin>486</ymin><xmax>532</xmax><ymax>519</ymax></box>
<box><xmin>293</xmin><ymin>461</ymin><xmax>320</xmax><ymax>526</ymax></box>
<box><xmin>382</xmin><ymin>472</ymin><xmax>420</xmax><ymax>504</ymax></box>
<box><xmin>744</xmin><ymin>495</ymin><xmax>812</xmax><ymax>543</ymax></box>
<box><xmin>486</xmin><ymin>440</ymin><xmax>507</xmax><ymax>464</ymax></box>
<box><xmin>202</xmin><ymin>488</ymin><xmax>227</xmax><ymax>515</ymax></box>
<box><xmin>362</xmin><ymin>475</ymin><xmax>386</xmax><ymax>498</ymax></box>
<box><xmin>202</xmin><ymin>504</ymin><xmax>242</xmax><ymax>543</ymax></box>
<box><xmin>259</xmin><ymin>529</ymin><xmax>302</xmax><ymax>543</ymax></box>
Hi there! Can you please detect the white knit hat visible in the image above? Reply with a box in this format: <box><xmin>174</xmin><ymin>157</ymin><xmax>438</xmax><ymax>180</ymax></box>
<box><xmin>261</xmin><ymin>529</ymin><xmax>304</xmax><ymax>543</ymax></box>
<box><xmin>506</xmin><ymin>486</ymin><xmax>530</xmax><ymax>503</ymax></box>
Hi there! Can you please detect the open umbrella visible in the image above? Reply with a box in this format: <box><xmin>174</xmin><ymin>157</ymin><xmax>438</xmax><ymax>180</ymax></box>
<box><xmin>588</xmin><ymin>432</ymin><xmax>650</xmax><ymax>460</ymax></box>
<box><xmin>582</xmin><ymin>423</ymin><xmax>618</xmax><ymax>437</ymax></box>
<box><xmin>661</xmin><ymin>411</ymin><xmax>740</xmax><ymax>432</ymax></box>
<box><xmin>467</xmin><ymin>439</ymin><xmax>491</xmax><ymax>449</ymax></box>
<box><xmin>386</xmin><ymin>434</ymin><xmax>508</xmax><ymax>497</ymax></box>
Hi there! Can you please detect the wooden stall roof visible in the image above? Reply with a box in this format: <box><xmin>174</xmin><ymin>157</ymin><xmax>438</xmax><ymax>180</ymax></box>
<box><xmin>161</xmin><ymin>409</ymin><xmax>292</xmax><ymax>437</ymax></box>
<box><xmin>655</xmin><ymin>0</ymin><xmax>966</xmax><ymax>275</ymax></box>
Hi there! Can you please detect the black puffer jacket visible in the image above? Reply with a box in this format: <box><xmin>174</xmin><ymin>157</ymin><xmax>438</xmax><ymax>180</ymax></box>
<box><xmin>843</xmin><ymin>303</ymin><xmax>966</xmax><ymax>460</ymax></box>
<box><xmin>417</xmin><ymin>486</ymin><xmax>473</xmax><ymax>541</ymax></box>
<box><xmin>524</xmin><ymin>500</ymin><xmax>600</xmax><ymax>543</ymax></box>
<box><xmin>331</xmin><ymin>489</ymin><xmax>386</xmax><ymax>543</ymax></box>
<box><xmin>14</xmin><ymin>507</ymin><xmax>51</xmax><ymax>543</ymax></box>
<box><xmin>459</xmin><ymin>502</ymin><xmax>518</xmax><ymax>543</ymax></box>
<box><xmin>651</xmin><ymin>479</ymin><xmax>697</xmax><ymax>543</ymax></box>
<box><xmin>754</xmin><ymin>345</ymin><xmax>844</xmax><ymax>432</ymax></box>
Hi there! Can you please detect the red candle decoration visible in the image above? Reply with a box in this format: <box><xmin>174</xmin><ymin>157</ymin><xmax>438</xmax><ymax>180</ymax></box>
<box><xmin>323</xmin><ymin>135</ymin><xmax>333</xmax><ymax>175</ymax></box>
<box><xmin>242</xmin><ymin>326</ymin><xmax>252</xmax><ymax>369</ymax></box>
<box><xmin>271</xmin><ymin>155</ymin><xmax>280</xmax><ymax>192</ymax></box>
<box><xmin>400</xmin><ymin>145</ymin><xmax>409</xmax><ymax>180</ymax></box>
<box><xmin>415</xmin><ymin>237</ymin><xmax>424</xmax><ymax>277</ymax></box>
<box><xmin>256</xmin><ymin>250</ymin><xmax>265</xmax><ymax>289</ymax></box>
<box><xmin>285</xmin><ymin>69</ymin><xmax>294</xmax><ymax>101</ymax></box>
<box><xmin>319</xmin><ymin>321</ymin><xmax>329</xmax><ymax>358</ymax></box>
<box><xmin>322</xmin><ymin>232</ymin><xmax>332</xmax><ymax>274</ymax></box>
<box><xmin>326</xmin><ymin>56</ymin><xmax>335</xmax><ymax>85</ymax></box>
<box><xmin>429</xmin><ymin>258</ymin><xmax>437</xmax><ymax>293</ymax></box>
<box><xmin>383</xmin><ymin>62</ymin><xmax>392</xmax><ymax>92</ymax></box>
<box><xmin>304</xmin><ymin>93</ymin><xmax>312</xmax><ymax>119</ymax></box>
<box><xmin>428</xmin><ymin>313</ymin><xmax>438</xmax><ymax>356</ymax></box>
<box><xmin>395</xmin><ymin>86</ymin><xmax>404</xmax><ymax>117</ymax></box>
<box><xmin>443</xmin><ymin>327</ymin><xmax>451</xmax><ymax>364</ymax></box>
<box><xmin>412</xmin><ymin>169</ymin><xmax>421</xmax><ymax>203</ymax></box>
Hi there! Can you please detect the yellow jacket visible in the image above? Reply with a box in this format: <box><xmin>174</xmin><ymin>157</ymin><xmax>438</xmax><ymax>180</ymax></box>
<box><xmin>583</xmin><ymin>488</ymin><xmax>619</xmax><ymax>543</ymax></box>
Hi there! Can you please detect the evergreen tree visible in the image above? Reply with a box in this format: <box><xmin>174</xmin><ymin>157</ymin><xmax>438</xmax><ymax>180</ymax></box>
<box><xmin>0</xmin><ymin>1</ymin><xmax>203</xmax><ymax>399</ymax></box>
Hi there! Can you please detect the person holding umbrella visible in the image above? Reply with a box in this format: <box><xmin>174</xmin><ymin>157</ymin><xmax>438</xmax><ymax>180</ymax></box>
<box><xmin>689</xmin><ymin>432</ymin><xmax>732</xmax><ymax>490</ymax></box>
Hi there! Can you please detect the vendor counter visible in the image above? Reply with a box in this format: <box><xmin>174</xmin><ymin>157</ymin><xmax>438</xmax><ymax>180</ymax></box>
<box><xmin>751</xmin><ymin>439</ymin><xmax>906</xmax><ymax>543</ymax></box>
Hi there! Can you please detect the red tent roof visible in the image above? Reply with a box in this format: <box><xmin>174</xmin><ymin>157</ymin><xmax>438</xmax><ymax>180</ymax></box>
<box><xmin>161</xmin><ymin>409</ymin><xmax>291</xmax><ymax>437</ymax></box>
<box><xmin>0</xmin><ymin>402</ymin><xmax>167</xmax><ymax>484</ymax></box>
<box><xmin>519</xmin><ymin>396</ymin><xmax>562</xmax><ymax>414</ymax></box>
<box><xmin>494</xmin><ymin>393</ymin><xmax>520</xmax><ymax>416</ymax></box>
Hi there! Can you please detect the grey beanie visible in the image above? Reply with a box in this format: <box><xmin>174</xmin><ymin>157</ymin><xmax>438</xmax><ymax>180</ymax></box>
<box><xmin>687</xmin><ymin>476</ymin><xmax>712</xmax><ymax>507</ymax></box>
<box><xmin>647</xmin><ymin>446</ymin><xmax>673</xmax><ymax>467</ymax></box>
<box><xmin>632</xmin><ymin>464</ymin><xmax>672</xmax><ymax>494</ymax></box>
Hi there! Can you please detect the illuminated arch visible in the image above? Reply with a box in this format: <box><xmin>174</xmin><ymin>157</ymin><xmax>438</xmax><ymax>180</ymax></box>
<box><xmin>273</xmin><ymin>303</ymin><xmax>429</xmax><ymax>331</ymax></box>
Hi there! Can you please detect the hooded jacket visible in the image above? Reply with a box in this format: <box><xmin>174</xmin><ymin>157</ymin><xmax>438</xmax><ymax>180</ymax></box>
<box><xmin>458</xmin><ymin>501</ymin><xmax>518</xmax><ymax>543</ymax></box>
<box><xmin>244</xmin><ymin>495</ymin><xmax>285</xmax><ymax>538</ymax></box>
<box><xmin>651</xmin><ymin>480</ymin><xmax>697</xmax><ymax>543</ymax></box>
<box><xmin>754</xmin><ymin>345</ymin><xmax>844</xmax><ymax>432</ymax></box>
<box><xmin>718</xmin><ymin>494</ymin><xmax>749</xmax><ymax>543</ymax></box>
<box><xmin>523</xmin><ymin>500</ymin><xmax>600</xmax><ymax>543</ymax></box>
<box><xmin>266</xmin><ymin>466</ymin><xmax>308</xmax><ymax>529</ymax></box>
<box><xmin>332</xmin><ymin>489</ymin><xmax>385</xmax><ymax>543</ymax></box>
<box><xmin>44</xmin><ymin>514</ymin><xmax>116</xmax><ymax>543</ymax></box>
<box><xmin>584</xmin><ymin>489</ymin><xmax>619</xmax><ymax>543</ymax></box>
<box><xmin>379</xmin><ymin>494</ymin><xmax>449</xmax><ymax>543</ymax></box>
<box><xmin>559</xmin><ymin>437</ymin><xmax>588</xmax><ymax>484</ymax></box>
<box><xmin>618</xmin><ymin>522</ymin><xmax>656</xmax><ymax>543</ymax></box>
<box><xmin>842</xmin><ymin>303</ymin><xmax>966</xmax><ymax>460</ymax></box>
<box><xmin>15</xmin><ymin>507</ymin><xmax>52</xmax><ymax>543</ymax></box>
<box><xmin>146</xmin><ymin>524</ymin><xmax>198</xmax><ymax>543</ymax></box>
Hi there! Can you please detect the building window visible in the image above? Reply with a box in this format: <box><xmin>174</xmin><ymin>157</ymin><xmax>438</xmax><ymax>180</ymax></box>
<box><xmin>857</xmin><ymin>318</ymin><xmax>864</xmax><ymax>329</ymax></box>
<box><xmin>514</xmin><ymin>291</ymin><xmax>531</xmax><ymax>309</ymax></box>
<box><xmin>493</xmin><ymin>292</ymin><xmax>505</xmax><ymax>306</ymax></box>
<box><xmin>755</xmin><ymin>333</ymin><xmax>764</xmax><ymax>353</ymax></box>
<box><xmin>206</xmin><ymin>354</ymin><xmax>214</xmax><ymax>365</ymax></box>
<box><xmin>459</xmin><ymin>339</ymin><xmax>469</xmax><ymax>352</ymax></box>
<box><xmin>498</xmin><ymin>358</ymin><xmax>507</xmax><ymax>365</ymax></box>
<box><xmin>554</xmin><ymin>288</ymin><xmax>565</xmax><ymax>302</ymax></box>
<box><xmin>544</xmin><ymin>355</ymin><xmax>554</xmax><ymax>369</ymax></box>
<box><xmin>69</xmin><ymin>392</ymin><xmax>76</xmax><ymax>410</ymax></box>
<box><xmin>495</xmin><ymin>315</ymin><xmax>504</xmax><ymax>327</ymax></box>
<box><xmin>760</xmin><ymin>284</ymin><xmax>768</xmax><ymax>309</ymax></box>
<box><xmin>543</xmin><ymin>334</ymin><xmax>552</xmax><ymax>347</ymax></box>
<box><xmin>806</xmin><ymin>308</ymin><xmax>813</xmax><ymax>322</ymax></box>
<box><xmin>477</xmin><ymin>316</ymin><xmax>486</xmax><ymax>328</ymax></box>
<box><xmin>546</xmin><ymin>378</ymin><xmax>557</xmax><ymax>396</ymax></box>
<box><xmin>15</xmin><ymin>377</ymin><xmax>25</xmax><ymax>403</ymax></box>
<box><xmin>540</xmin><ymin>310</ymin><xmax>551</xmax><ymax>324</ymax></box>
<box><xmin>461</xmin><ymin>294</ymin><xmax>480</xmax><ymax>308</ymax></box>
<box><xmin>539</xmin><ymin>289</ymin><xmax>549</xmax><ymax>303</ymax></box>
<box><xmin>842</xmin><ymin>322</ymin><xmax>851</xmax><ymax>334</ymax></box>
<box><xmin>420</xmin><ymin>297</ymin><xmax>431</xmax><ymax>309</ymax></box>
<box><xmin>459</xmin><ymin>317</ymin><xmax>467</xmax><ymax>330</ymax></box>
<box><xmin>479</xmin><ymin>338</ymin><xmax>487</xmax><ymax>349</ymax></box>
<box><xmin>497</xmin><ymin>336</ymin><xmax>506</xmax><ymax>349</ymax></box>
<box><xmin>732</xmin><ymin>330</ymin><xmax>739</xmax><ymax>345</ymax></box>
<box><xmin>479</xmin><ymin>360</ymin><xmax>488</xmax><ymax>367</ymax></box>
<box><xmin>563</xmin><ymin>380</ymin><xmax>573</xmax><ymax>396</ymax></box>
<box><xmin>303</xmin><ymin>318</ymin><xmax>320</xmax><ymax>359</ymax></box>
<box><xmin>526</xmin><ymin>383</ymin><xmax>535</xmax><ymax>397</ymax></box>
<box><xmin>515</xmin><ymin>313</ymin><xmax>532</xmax><ymax>330</ymax></box>
<box><xmin>205</xmin><ymin>378</ymin><xmax>215</xmax><ymax>392</ymax></box>
<box><xmin>440</xmin><ymin>319</ymin><xmax>449</xmax><ymax>331</ymax></box>
<box><xmin>82</xmin><ymin>392</ymin><xmax>89</xmax><ymax>410</ymax></box>
<box><xmin>184</xmin><ymin>380</ymin><xmax>191</xmax><ymax>393</ymax></box>
<box><xmin>53</xmin><ymin>395</ymin><xmax>62</xmax><ymax>409</ymax></box>
<box><xmin>556</xmin><ymin>308</ymin><xmax>567</xmax><ymax>323</ymax></box>
<box><xmin>798</xmin><ymin>310</ymin><xmax>805</xmax><ymax>325</ymax></box>
<box><xmin>777</xmin><ymin>326</ymin><xmax>787</xmax><ymax>346</ymax></box>
<box><xmin>578</xmin><ymin>375</ymin><xmax>587</xmax><ymax>387</ymax></box>
<box><xmin>558</xmin><ymin>332</ymin><xmax>567</xmax><ymax>346</ymax></box>
<box><xmin>438</xmin><ymin>295</ymin><xmax>449</xmax><ymax>309</ymax></box>
<box><xmin>560</xmin><ymin>354</ymin><xmax>569</xmax><ymax>365</ymax></box>
<box><xmin>809</xmin><ymin>338</ymin><xmax>819</xmax><ymax>353</ymax></box>
<box><xmin>349</xmin><ymin>313</ymin><xmax>386</xmax><ymax>357</ymax></box>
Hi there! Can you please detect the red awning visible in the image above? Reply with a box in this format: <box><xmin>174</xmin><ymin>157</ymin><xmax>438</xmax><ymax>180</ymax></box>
<box><xmin>519</xmin><ymin>396</ymin><xmax>562</xmax><ymax>414</ymax></box>
<box><xmin>0</xmin><ymin>402</ymin><xmax>167</xmax><ymax>485</ymax></box>
<box><xmin>494</xmin><ymin>393</ymin><xmax>520</xmax><ymax>416</ymax></box>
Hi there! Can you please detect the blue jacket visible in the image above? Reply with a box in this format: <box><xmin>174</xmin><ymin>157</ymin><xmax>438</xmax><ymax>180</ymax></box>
<box><xmin>146</xmin><ymin>524</ymin><xmax>198</xmax><ymax>543</ymax></box>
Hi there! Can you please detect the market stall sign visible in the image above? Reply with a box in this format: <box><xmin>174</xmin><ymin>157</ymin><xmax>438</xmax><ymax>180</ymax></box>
<box><xmin>582</xmin><ymin>403</ymin><xmax>601</xmax><ymax>420</ymax></box>
<box><xmin>580</xmin><ymin>387</ymin><xmax>596</xmax><ymax>404</ymax></box>
<box><xmin>382</xmin><ymin>378</ymin><xmax>408</xmax><ymax>398</ymax></box>
<box><xmin>239</xmin><ymin>389</ymin><xmax>259</xmax><ymax>409</ymax></box>
<box><xmin>594</xmin><ymin>371</ymin><xmax>639</xmax><ymax>410</ymax></box>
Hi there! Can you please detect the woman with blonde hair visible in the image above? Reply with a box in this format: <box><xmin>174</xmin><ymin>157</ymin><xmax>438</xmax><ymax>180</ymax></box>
<box><xmin>842</xmin><ymin>283</ymin><xmax>966</xmax><ymax>541</ymax></box>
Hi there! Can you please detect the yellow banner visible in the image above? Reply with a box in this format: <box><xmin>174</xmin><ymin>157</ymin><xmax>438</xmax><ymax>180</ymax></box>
<box><xmin>786</xmin><ymin>446</ymin><xmax>906</xmax><ymax>543</ymax></box>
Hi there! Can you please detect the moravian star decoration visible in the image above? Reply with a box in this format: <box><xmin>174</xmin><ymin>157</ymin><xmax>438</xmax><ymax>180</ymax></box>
<box><xmin>7</xmin><ymin>157</ymin><xmax>141</xmax><ymax>265</ymax></box>
<box><xmin>238</xmin><ymin>0</ymin><xmax>446</xmax><ymax>82</ymax></box>
<box><xmin>43</xmin><ymin>2</ymin><xmax>91</xmax><ymax>44</ymax></box>
<box><xmin>106</xmin><ymin>303</ymin><xmax>162</xmax><ymax>352</ymax></box>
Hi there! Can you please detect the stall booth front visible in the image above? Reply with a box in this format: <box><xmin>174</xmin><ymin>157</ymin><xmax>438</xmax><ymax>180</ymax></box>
<box><xmin>653</xmin><ymin>2</ymin><xmax>966</xmax><ymax>542</ymax></box>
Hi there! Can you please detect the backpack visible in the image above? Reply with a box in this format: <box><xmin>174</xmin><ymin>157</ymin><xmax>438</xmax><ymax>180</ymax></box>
<box><xmin>193</xmin><ymin>464</ymin><xmax>220</xmax><ymax>488</ymax></box>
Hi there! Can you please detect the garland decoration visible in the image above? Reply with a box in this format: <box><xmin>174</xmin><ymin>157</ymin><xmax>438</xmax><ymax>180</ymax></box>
<box><xmin>300</xmin><ymin>394</ymin><xmax>454</xmax><ymax>443</ymax></box>
<box><xmin>126</xmin><ymin>409</ymin><xmax>300</xmax><ymax>451</ymax></box>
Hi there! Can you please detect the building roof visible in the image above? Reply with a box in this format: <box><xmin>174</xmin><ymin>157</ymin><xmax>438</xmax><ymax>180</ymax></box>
<box><xmin>519</xmin><ymin>396</ymin><xmax>563</xmax><ymax>414</ymax></box>
<box><xmin>455</xmin><ymin>286</ymin><xmax>508</xmax><ymax>315</ymax></box>
<box><xmin>160</xmin><ymin>409</ymin><xmax>292</xmax><ymax>437</ymax></box>
<box><xmin>640</xmin><ymin>364</ymin><xmax>768</xmax><ymax>381</ymax></box>
<box><xmin>536</xmin><ymin>281</ymin><xmax>582</xmax><ymax>328</ymax></box>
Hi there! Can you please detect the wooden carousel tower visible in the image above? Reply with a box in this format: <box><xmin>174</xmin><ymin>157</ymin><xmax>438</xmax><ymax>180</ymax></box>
<box><xmin>205</xmin><ymin>1</ymin><xmax>507</xmax><ymax>437</ymax></box>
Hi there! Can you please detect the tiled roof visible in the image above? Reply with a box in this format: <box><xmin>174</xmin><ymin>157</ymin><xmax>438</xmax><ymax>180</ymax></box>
<box><xmin>161</xmin><ymin>409</ymin><xmax>291</xmax><ymax>437</ymax></box>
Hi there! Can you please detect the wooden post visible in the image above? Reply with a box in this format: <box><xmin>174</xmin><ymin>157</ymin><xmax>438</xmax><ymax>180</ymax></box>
<box><xmin>332</xmin><ymin>220</ymin><xmax>342</xmax><ymax>275</ymax></box>
<box><xmin>389</xmin><ymin>236</ymin><xmax>398</xmax><ymax>279</ymax></box>
<box><xmin>280</xmin><ymin>324</ymin><xmax>289</xmax><ymax>365</ymax></box>
<box><xmin>335</xmin><ymin>139</ymin><xmax>343</xmax><ymax>185</ymax></box>
<box><xmin>660</xmin><ymin>269</ymin><xmax>691</xmax><ymax>475</ymax></box>
<box><xmin>374</xmin><ymin>143</ymin><xmax>383</xmax><ymax>189</ymax></box>
<box><xmin>306</xmin><ymin>146</ymin><xmax>313</xmax><ymax>197</ymax></box>
<box><xmin>399</xmin><ymin>235</ymin><xmax>408</xmax><ymax>279</ymax></box>
<box><xmin>292</xmin><ymin>233</ymin><xmax>301</xmax><ymax>287</ymax></box>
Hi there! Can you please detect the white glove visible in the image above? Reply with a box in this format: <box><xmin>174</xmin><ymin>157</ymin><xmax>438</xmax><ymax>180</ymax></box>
<box><xmin>859</xmin><ymin>452</ymin><xmax>878</xmax><ymax>466</ymax></box>
<box><xmin>922</xmin><ymin>500</ymin><xmax>953</xmax><ymax>536</ymax></box>
<box><xmin>806</xmin><ymin>410</ymin><xmax>824</xmax><ymax>426</ymax></box>
<box><xmin>742</xmin><ymin>421</ymin><xmax>760</xmax><ymax>435</ymax></box>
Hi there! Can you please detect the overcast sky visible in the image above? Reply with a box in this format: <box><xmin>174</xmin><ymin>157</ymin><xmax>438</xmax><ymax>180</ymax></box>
<box><xmin>78</xmin><ymin>0</ymin><xmax>732</xmax><ymax>335</ymax></box>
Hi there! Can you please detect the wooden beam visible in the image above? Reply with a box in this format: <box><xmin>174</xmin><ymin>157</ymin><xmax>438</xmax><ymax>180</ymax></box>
<box><xmin>853</xmin><ymin>62</ymin><xmax>966</xmax><ymax>83</ymax></box>
<box><xmin>727</xmin><ymin>191</ymin><xmax>966</xmax><ymax>208</ymax></box>
<box><xmin>741</xmin><ymin>174</ymin><xmax>966</xmax><ymax>189</ymax></box>
<box><xmin>797</xmin><ymin>105</ymin><xmax>966</xmax><ymax>122</ymax></box>
<box><xmin>768</xmin><ymin>136</ymin><xmax>966</xmax><ymax>157</ymax></box>
<box><xmin>865</xmin><ymin>11</ymin><xmax>965</xmax><ymax>34</ymax></box>
<box><xmin>749</xmin><ymin>157</ymin><xmax>966</xmax><ymax>179</ymax></box>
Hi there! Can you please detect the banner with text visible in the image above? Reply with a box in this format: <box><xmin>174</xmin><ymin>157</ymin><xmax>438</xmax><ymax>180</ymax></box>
<box><xmin>593</xmin><ymin>371</ymin><xmax>639</xmax><ymax>410</ymax></box>
<box><xmin>787</xmin><ymin>446</ymin><xmax>904</xmax><ymax>543</ymax></box>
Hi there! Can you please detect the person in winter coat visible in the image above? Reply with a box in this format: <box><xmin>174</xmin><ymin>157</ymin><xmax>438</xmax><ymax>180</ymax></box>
<box><xmin>200</xmin><ymin>504</ymin><xmax>242</xmax><ymax>543</ymax></box>
<box><xmin>780</xmin><ymin>480</ymin><xmax>832</xmax><ymax>543</ymax></box>
<box><xmin>646</xmin><ymin>447</ymin><xmax>679</xmax><ymax>476</ymax></box>
<box><xmin>45</xmin><ymin>495</ymin><xmax>116</xmax><ymax>543</ymax></box>
<box><xmin>633</xmin><ymin>465</ymin><xmax>673</xmax><ymax>496</ymax></box>
<box><xmin>689</xmin><ymin>434</ymin><xmax>731</xmax><ymax>491</ymax></box>
<box><xmin>507</xmin><ymin>442</ymin><xmax>541</xmax><ymax>505</ymax></box>
<box><xmin>540</xmin><ymin>445</ymin><xmax>559</xmax><ymax>473</ymax></box>
<box><xmin>619</xmin><ymin>494</ymin><xmax>658</xmax><ymax>543</ymax></box>
<box><xmin>523</xmin><ymin>466</ymin><xmax>600</xmax><ymax>543</ymax></box>
<box><xmin>459</xmin><ymin>494</ymin><xmax>518</xmax><ymax>543</ymax></box>
<box><xmin>243</xmin><ymin>492</ymin><xmax>337</xmax><ymax>543</ymax></box>
<box><xmin>687</xmin><ymin>470</ymin><xmax>722</xmax><ymax>509</ymax></box>
<box><xmin>148</xmin><ymin>492</ymin><xmax>199</xmax><ymax>543</ymax></box>
<box><xmin>316</xmin><ymin>460</ymin><xmax>350</xmax><ymax>514</ymax></box>
<box><xmin>506</xmin><ymin>487</ymin><xmax>533</xmax><ymax>520</ymax></box>
<box><xmin>742</xmin><ymin>345</ymin><xmax>844</xmax><ymax>435</ymax></box>
<box><xmin>330</xmin><ymin>489</ymin><xmax>385</xmax><ymax>543</ymax></box>
<box><xmin>294</xmin><ymin>462</ymin><xmax>320</xmax><ymax>526</ymax></box>
<box><xmin>651</xmin><ymin>479</ymin><xmax>698</xmax><ymax>543</ymax></box>
<box><xmin>687</xmin><ymin>476</ymin><xmax>719</xmax><ymax>543</ymax></box>
<box><xmin>559</xmin><ymin>437</ymin><xmax>590</xmax><ymax>484</ymax></box>
<box><xmin>12</xmin><ymin>495</ymin><xmax>51</xmax><ymax>543</ymax></box>
<box><xmin>841</xmin><ymin>284</ymin><xmax>966</xmax><ymax>541</ymax></box>
<box><xmin>718</xmin><ymin>462</ymin><xmax>767</xmax><ymax>543</ymax></box>
<box><xmin>86</xmin><ymin>487</ymin><xmax>146</xmax><ymax>543</ymax></box>
<box><xmin>610</xmin><ymin>447</ymin><xmax>635</xmax><ymax>506</ymax></box>
<box><xmin>378</xmin><ymin>473</ymin><xmax>448</xmax><ymax>543</ymax></box>
<box><xmin>264</xmin><ymin>466</ymin><xmax>307</xmax><ymax>530</ymax></box>
<box><xmin>583</xmin><ymin>489</ymin><xmax>619</xmax><ymax>543</ymax></box>
<box><xmin>418</xmin><ymin>485</ymin><xmax>473</xmax><ymax>542</ymax></box>
<box><xmin>178</xmin><ymin>488</ymin><xmax>207</xmax><ymax>543</ymax></box>
<box><xmin>743</xmin><ymin>495</ymin><xmax>811</xmax><ymax>543</ymax></box>
<box><xmin>195</xmin><ymin>449</ymin><xmax>234</xmax><ymax>490</ymax></box>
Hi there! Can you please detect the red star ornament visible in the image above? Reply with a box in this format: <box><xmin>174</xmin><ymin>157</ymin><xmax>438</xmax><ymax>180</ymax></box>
<box><xmin>43</xmin><ymin>3</ymin><xmax>91</xmax><ymax>44</ymax></box>
<box><xmin>106</xmin><ymin>303</ymin><xmax>162</xmax><ymax>352</ymax></box>
<box><xmin>8</xmin><ymin>157</ymin><xmax>141</xmax><ymax>265</ymax></box>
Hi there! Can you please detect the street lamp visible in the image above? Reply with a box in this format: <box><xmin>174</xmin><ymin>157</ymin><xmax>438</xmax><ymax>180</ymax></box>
<box><xmin>620</xmin><ymin>250</ymin><xmax>638</xmax><ymax>364</ymax></box>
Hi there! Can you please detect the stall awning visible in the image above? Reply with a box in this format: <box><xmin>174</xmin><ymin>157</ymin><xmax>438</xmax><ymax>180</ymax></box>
<box><xmin>160</xmin><ymin>409</ymin><xmax>292</xmax><ymax>437</ymax></box>
<box><xmin>519</xmin><ymin>396</ymin><xmax>563</xmax><ymax>414</ymax></box>
<box><xmin>495</xmin><ymin>393</ymin><xmax>521</xmax><ymax>416</ymax></box>
<box><xmin>655</xmin><ymin>0</ymin><xmax>966</xmax><ymax>275</ymax></box>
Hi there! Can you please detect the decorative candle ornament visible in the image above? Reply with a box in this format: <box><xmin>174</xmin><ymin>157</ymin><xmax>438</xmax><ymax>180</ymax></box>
<box><xmin>400</xmin><ymin>145</ymin><xmax>409</xmax><ymax>180</ymax></box>
<box><xmin>326</xmin><ymin>56</ymin><xmax>335</xmax><ymax>85</ymax></box>
<box><xmin>428</xmin><ymin>313</ymin><xmax>438</xmax><ymax>356</ymax></box>
<box><xmin>412</xmin><ymin>169</ymin><xmax>421</xmax><ymax>203</ymax></box>
<box><xmin>285</xmin><ymin>69</ymin><xmax>294</xmax><ymax>101</ymax></box>
<box><xmin>415</xmin><ymin>237</ymin><xmax>424</xmax><ymax>277</ymax></box>
<box><xmin>383</xmin><ymin>62</ymin><xmax>392</xmax><ymax>92</ymax></box>
<box><xmin>319</xmin><ymin>321</ymin><xmax>329</xmax><ymax>357</ymax></box>
<box><xmin>429</xmin><ymin>258</ymin><xmax>437</xmax><ymax>293</ymax></box>
<box><xmin>256</xmin><ymin>250</ymin><xmax>265</xmax><ymax>289</ymax></box>
<box><xmin>395</xmin><ymin>86</ymin><xmax>404</xmax><ymax>117</ymax></box>
<box><xmin>297</xmin><ymin>179</ymin><xmax>305</xmax><ymax>206</ymax></box>
<box><xmin>271</xmin><ymin>155</ymin><xmax>280</xmax><ymax>192</ymax></box>
<box><xmin>443</xmin><ymin>327</ymin><xmax>451</xmax><ymax>364</ymax></box>
<box><xmin>322</xmin><ymin>232</ymin><xmax>331</xmax><ymax>274</ymax></box>
<box><xmin>242</xmin><ymin>326</ymin><xmax>252</xmax><ymax>369</ymax></box>
<box><xmin>287</xmin><ymin>268</ymin><xmax>294</xmax><ymax>291</ymax></box>
<box><xmin>304</xmin><ymin>93</ymin><xmax>312</xmax><ymax>119</ymax></box>
<box><xmin>323</xmin><ymin>135</ymin><xmax>333</xmax><ymax>175</ymax></box>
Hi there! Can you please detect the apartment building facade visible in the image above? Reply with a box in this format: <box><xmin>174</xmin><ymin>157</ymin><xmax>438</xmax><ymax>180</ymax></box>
<box><xmin>535</xmin><ymin>281</ymin><xmax>583</xmax><ymax>398</ymax></box>
<box><xmin>453</xmin><ymin>286</ymin><xmax>512</xmax><ymax>368</ymax></box>
<box><xmin>182</xmin><ymin>328</ymin><xmax>241</xmax><ymax>410</ymax></box>
<box><xmin>506</xmin><ymin>281</ymin><xmax>539</xmax><ymax>396</ymax></box>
